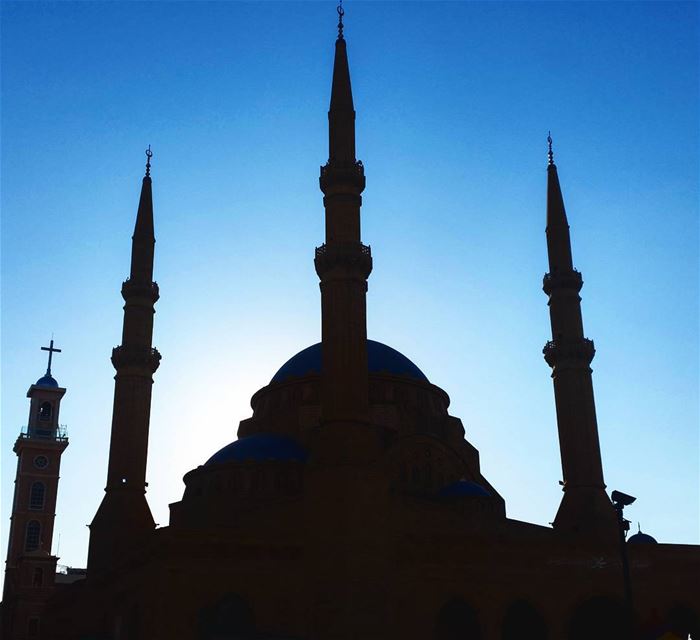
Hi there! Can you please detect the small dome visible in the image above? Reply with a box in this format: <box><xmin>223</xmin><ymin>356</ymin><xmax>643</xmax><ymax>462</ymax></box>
<box><xmin>271</xmin><ymin>339</ymin><xmax>428</xmax><ymax>384</ymax></box>
<box><xmin>439</xmin><ymin>479</ymin><xmax>491</xmax><ymax>498</ymax></box>
<box><xmin>35</xmin><ymin>374</ymin><xmax>59</xmax><ymax>388</ymax></box>
<box><xmin>204</xmin><ymin>434</ymin><xmax>308</xmax><ymax>466</ymax></box>
<box><xmin>628</xmin><ymin>531</ymin><xmax>658</xmax><ymax>544</ymax></box>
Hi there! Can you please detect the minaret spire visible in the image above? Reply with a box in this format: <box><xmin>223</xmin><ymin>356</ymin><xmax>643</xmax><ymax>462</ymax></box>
<box><xmin>88</xmin><ymin>149</ymin><xmax>161</xmax><ymax>574</ymax></box>
<box><xmin>314</xmin><ymin>3</ymin><xmax>374</xmax><ymax>460</ymax></box>
<box><xmin>542</xmin><ymin>137</ymin><xmax>616</xmax><ymax>537</ymax></box>
<box><xmin>328</xmin><ymin>3</ymin><xmax>356</xmax><ymax>167</ymax></box>
<box><xmin>145</xmin><ymin>144</ymin><xmax>152</xmax><ymax>177</ymax></box>
<box><xmin>337</xmin><ymin>0</ymin><xmax>344</xmax><ymax>40</ymax></box>
<box><xmin>130</xmin><ymin>146</ymin><xmax>156</xmax><ymax>281</ymax></box>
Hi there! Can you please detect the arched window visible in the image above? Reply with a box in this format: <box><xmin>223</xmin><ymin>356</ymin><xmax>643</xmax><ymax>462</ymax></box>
<box><xmin>25</xmin><ymin>521</ymin><xmax>41</xmax><ymax>552</ymax></box>
<box><xmin>27</xmin><ymin>617</ymin><xmax>40</xmax><ymax>637</ymax></box>
<box><xmin>38</xmin><ymin>402</ymin><xmax>52</xmax><ymax>421</ymax></box>
<box><xmin>198</xmin><ymin>593</ymin><xmax>254</xmax><ymax>640</ymax></box>
<box><xmin>436</xmin><ymin>598</ymin><xmax>482</xmax><ymax>640</ymax></box>
<box><xmin>29</xmin><ymin>482</ymin><xmax>45</xmax><ymax>510</ymax></box>
<box><xmin>568</xmin><ymin>596</ymin><xmax>631</xmax><ymax>640</ymax></box>
<box><xmin>411</xmin><ymin>467</ymin><xmax>419</xmax><ymax>485</ymax></box>
<box><xmin>424</xmin><ymin>464</ymin><xmax>433</xmax><ymax>489</ymax></box>
<box><xmin>32</xmin><ymin>567</ymin><xmax>44</xmax><ymax>588</ymax></box>
<box><xmin>501</xmin><ymin>600</ymin><xmax>548</xmax><ymax>640</ymax></box>
<box><xmin>665</xmin><ymin>604</ymin><xmax>699</xmax><ymax>639</ymax></box>
<box><xmin>252</xmin><ymin>470</ymin><xmax>265</xmax><ymax>492</ymax></box>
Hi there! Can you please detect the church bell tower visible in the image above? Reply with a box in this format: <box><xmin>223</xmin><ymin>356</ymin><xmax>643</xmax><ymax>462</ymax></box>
<box><xmin>2</xmin><ymin>340</ymin><xmax>69</xmax><ymax>640</ymax></box>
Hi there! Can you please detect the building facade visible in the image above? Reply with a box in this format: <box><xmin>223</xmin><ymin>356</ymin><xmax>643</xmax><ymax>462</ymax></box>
<box><xmin>3</xmin><ymin>14</ymin><xmax>699</xmax><ymax>640</ymax></box>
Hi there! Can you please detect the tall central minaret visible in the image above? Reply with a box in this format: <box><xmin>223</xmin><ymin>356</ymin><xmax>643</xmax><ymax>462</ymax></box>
<box><xmin>542</xmin><ymin>137</ymin><xmax>616</xmax><ymax>537</ymax></box>
<box><xmin>314</xmin><ymin>5</ymin><xmax>373</xmax><ymax>457</ymax></box>
<box><xmin>88</xmin><ymin>149</ymin><xmax>161</xmax><ymax>573</ymax></box>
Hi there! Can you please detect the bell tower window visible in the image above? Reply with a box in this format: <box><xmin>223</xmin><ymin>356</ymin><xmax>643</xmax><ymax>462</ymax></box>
<box><xmin>29</xmin><ymin>482</ymin><xmax>46</xmax><ymax>510</ymax></box>
<box><xmin>25</xmin><ymin>521</ymin><xmax>41</xmax><ymax>552</ymax></box>
<box><xmin>38</xmin><ymin>402</ymin><xmax>52</xmax><ymax>421</ymax></box>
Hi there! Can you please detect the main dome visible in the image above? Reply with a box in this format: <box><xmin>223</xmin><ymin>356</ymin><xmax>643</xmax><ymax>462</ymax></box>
<box><xmin>270</xmin><ymin>339</ymin><xmax>428</xmax><ymax>384</ymax></box>
<box><xmin>205</xmin><ymin>434</ymin><xmax>308</xmax><ymax>467</ymax></box>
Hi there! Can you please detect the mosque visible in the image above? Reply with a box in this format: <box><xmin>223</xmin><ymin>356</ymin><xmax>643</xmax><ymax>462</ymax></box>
<box><xmin>2</xmin><ymin>8</ymin><xmax>699</xmax><ymax>640</ymax></box>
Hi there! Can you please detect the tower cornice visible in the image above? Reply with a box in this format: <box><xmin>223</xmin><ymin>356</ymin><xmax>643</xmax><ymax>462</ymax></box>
<box><xmin>542</xmin><ymin>269</ymin><xmax>582</xmax><ymax>295</ymax></box>
<box><xmin>319</xmin><ymin>159</ymin><xmax>365</xmax><ymax>194</ymax></box>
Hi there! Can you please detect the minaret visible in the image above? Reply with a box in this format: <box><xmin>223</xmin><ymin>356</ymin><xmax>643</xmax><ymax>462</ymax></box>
<box><xmin>88</xmin><ymin>148</ymin><xmax>161</xmax><ymax>574</ymax></box>
<box><xmin>542</xmin><ymin>136</ymin><xmax>617</xmax><ymax>537</ymax></box>
<box><xmin>313</xmin><ymin>3</ymin><xmax>373</xmax><ymax>458</ymax></box>
<box><xmin>2</xmin><ymin>341</ymin><xmax>69</xmax><ymax>640</ymax></box>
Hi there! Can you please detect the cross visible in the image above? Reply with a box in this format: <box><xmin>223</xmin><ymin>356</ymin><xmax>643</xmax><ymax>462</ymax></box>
<box><xmin>41</xmin><ymin>339</ymin><xmax>62</xmax><ymax>375</ymax></box>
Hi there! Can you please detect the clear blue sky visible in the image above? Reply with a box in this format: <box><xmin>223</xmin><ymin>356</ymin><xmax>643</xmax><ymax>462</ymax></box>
<box><xmin>2</xmin><ymin>1</ymin><xmax>698</xmax><ymax>569</ymax></box>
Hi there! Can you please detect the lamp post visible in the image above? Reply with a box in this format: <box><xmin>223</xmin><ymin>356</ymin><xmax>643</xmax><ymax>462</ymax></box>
<box><xmin>611</xmin><ymin>490</ymin><xmax>636</xmax><ymax>621</ymax></box>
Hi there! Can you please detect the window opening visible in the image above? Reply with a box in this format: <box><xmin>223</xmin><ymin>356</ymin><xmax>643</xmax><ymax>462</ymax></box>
<box><xmin>38</xmin><ymin>402</ymin><xmax>52</xmax><ymax>421</ymax></box>
<box><xmin>25</xmin><ymin>521</ymin><xmax>41</xmax><ymax>552</ymax></box>
<box><xmin>29</xmin><ymin>482</ymin><xmax>45</xmax><ymax>510</ymax></box>
<box><xmin>27</xmin><ymin>617</ymin><xmax>40</xmax><ymax>637</ymax></box>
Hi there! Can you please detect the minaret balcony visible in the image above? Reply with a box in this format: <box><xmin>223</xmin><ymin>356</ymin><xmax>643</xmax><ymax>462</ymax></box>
<box><xmin>121</xmin><ymin>278</ymin><xmax>160</xmax><ymax>303</ymax></box>
<box><xmin>319</xmin><ymin>160</ymin><xmax>366</xmax><ymax>194</ymax></box>
<box><xmin>543</xmin><ymin>269</ymin><xmax>583</xmax><ymax>295</ymax></box>
<box><xmin>111</xmin><ymin>346</ymin><xmax>162</xmax><ymax>374</ymax></box>
<box><xmin>543</xmin><ymin>338</ymin><xmax>595</xmax><ymax>368</ymax></box>
<box><xmin>314</xmin><ymin>242</ymin><xmax>372</xmax><ymax>279</ymax></box>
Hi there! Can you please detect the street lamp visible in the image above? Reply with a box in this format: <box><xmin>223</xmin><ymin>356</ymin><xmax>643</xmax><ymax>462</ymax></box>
<box><xmin>611</xmin><ymin>490</ymin><xmax>636</xmax><ymax>614</ymax></box>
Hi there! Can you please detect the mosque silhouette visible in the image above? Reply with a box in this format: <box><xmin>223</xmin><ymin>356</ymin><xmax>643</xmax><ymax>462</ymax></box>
<box><xmin>2</xmin><ymin>7</ymin><xmax>698</xmax><ymax>640</ymax></box>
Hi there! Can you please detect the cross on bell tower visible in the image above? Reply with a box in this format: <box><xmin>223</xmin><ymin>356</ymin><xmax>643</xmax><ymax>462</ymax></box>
<box><xmin>40</xmin><ymin>339</ymin><xmax>61</xmax><ymax>377</ymax></box>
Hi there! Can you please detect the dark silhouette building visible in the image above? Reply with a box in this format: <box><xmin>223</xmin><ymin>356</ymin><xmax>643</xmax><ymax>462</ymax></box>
<box><xmin>3</xmin><ymin>13</ymin><xmax>699</xmax><ymax>640</ymax></box>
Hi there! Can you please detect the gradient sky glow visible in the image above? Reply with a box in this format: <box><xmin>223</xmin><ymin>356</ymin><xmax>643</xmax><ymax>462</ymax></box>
<box><xmin>2</xmin><ymin>1</ymin><xmax>698</xmax><ymax>570</ymax></box>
